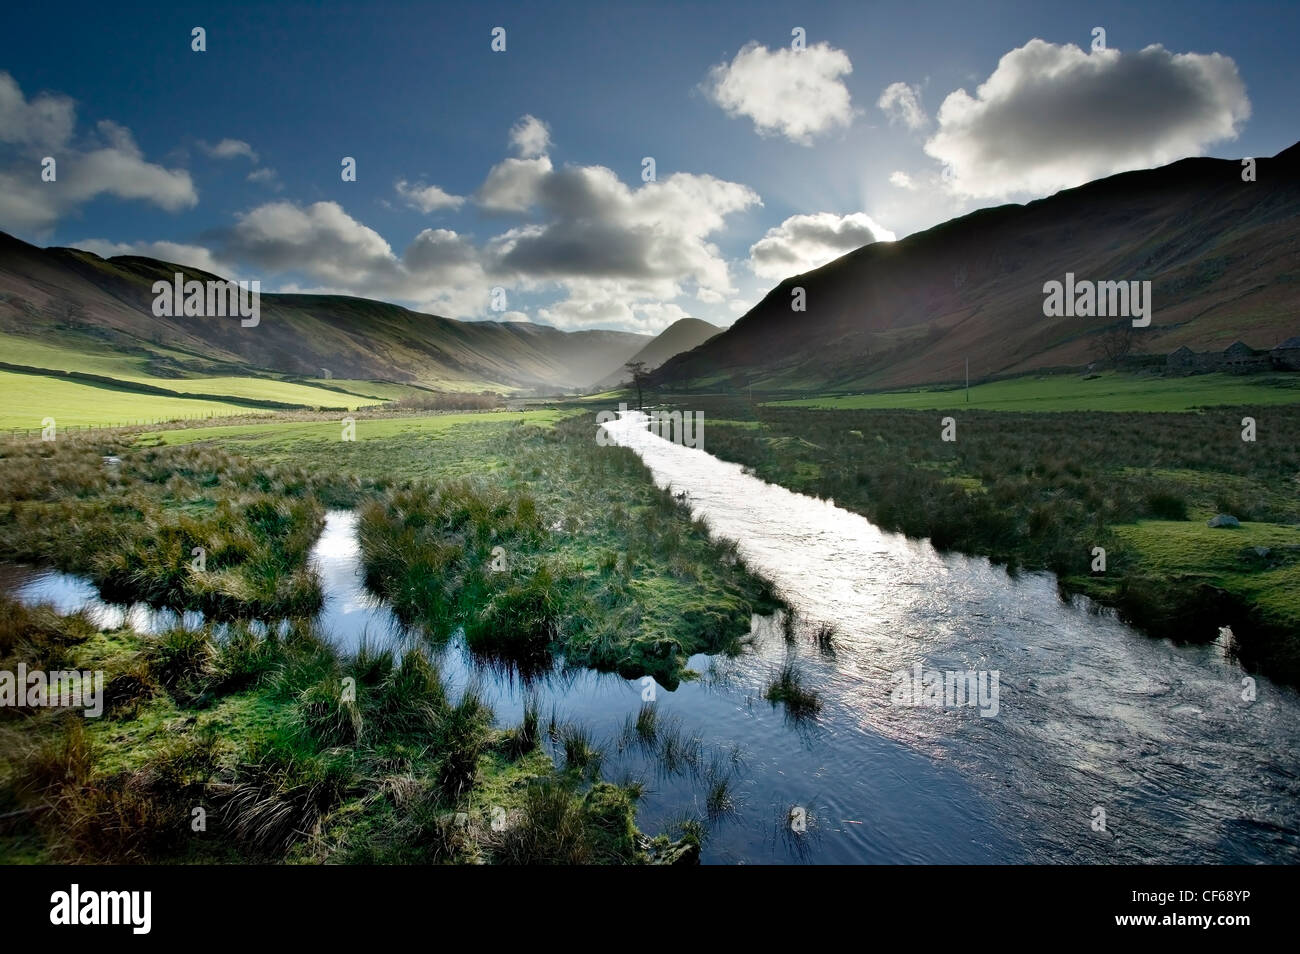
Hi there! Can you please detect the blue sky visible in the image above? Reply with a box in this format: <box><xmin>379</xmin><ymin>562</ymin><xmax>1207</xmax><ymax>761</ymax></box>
<box><xmin>0</xmin><ymin>0</ymin><xmax>1295</xmax><ymax>334</ymax></box>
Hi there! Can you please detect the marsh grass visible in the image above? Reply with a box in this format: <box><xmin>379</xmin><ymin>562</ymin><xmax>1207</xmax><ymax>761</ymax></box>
<box><xmin>555</xmin><ymin>721</ymin><xmax>603</xmax><ymax>777</ymax></box>
<box><xmin>0</xmin><ymin>440</ymin><xmax>336</xmax><ymax>620</ymax></box>
<box><xmin>0</xmin><ymin>406</ymin><xmax>791</xmax><ymax>862</ymax></box>
<box><xmin>764</xmin><ymin>663</ymin><xmax>823</xmax><ymax>718</ymax></box>
<box><xmin>503</xmin><ymin>696</ymin><xmax>541</xmax><ymax>759</ymax></box>
<box><xmin>812</xmin><ymin>621</ymin><xmax>837</xmax><ymax>656</ymax></box>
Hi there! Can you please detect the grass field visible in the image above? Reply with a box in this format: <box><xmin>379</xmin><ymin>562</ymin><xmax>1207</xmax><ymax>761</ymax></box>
<box><xmin>0</xmin><ymin>332</ymin><xmax>395</xmax><ymax>415</ymax></box>
<box><xmin>299</xmin><ymin>378</ymin><xmax>431</xmax><ymax>402</ymax></box>
<box><xmin>1108</xmin><ymin>520</ymin><xmax>1300</xmax><ymax>636</ymax></box>
<box><xmin>769</xmin><ymin>372</ymin><xmax>1300</xmax><ymax>413</ymax></box>
<box><xmin>0</xmin><ymin>369</ymin><xmax>270</xmax><ymax>429</ymax></box>
<box><xmin>148</xmin><ymin>408</ymin><xmax>576</xmax><ymax>448</ymax></box>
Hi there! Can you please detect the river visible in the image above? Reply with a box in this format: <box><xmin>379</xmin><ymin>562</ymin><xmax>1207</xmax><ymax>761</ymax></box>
<box><xmin>3</xmin><ymin>412</ymin><xmax>1297</xmax><ymax>863</ymax></box>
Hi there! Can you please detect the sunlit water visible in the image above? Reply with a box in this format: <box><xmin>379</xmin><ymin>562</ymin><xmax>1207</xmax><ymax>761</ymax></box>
<box><xmin>4</xmin><ymin>417</ymin><xmax>1299</xmax><ymax>863</ymax></box>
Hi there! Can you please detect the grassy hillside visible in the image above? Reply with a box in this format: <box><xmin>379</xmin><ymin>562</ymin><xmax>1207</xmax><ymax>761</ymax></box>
<box><xmin>0</xmin><ymin>232</ymin><xmax>650</xmax><ymax>394</ymax></box>
<box><xmin>657</xmin><ymin>143</ymin><xmax>1300</xmax><ymax>393</ymax></box>
<box><xmin>0</xmin><ymin>370</ymin><xmax>272</xmax><ymax>430</ymax></box>
<box><xmin>591</xmin><ymin>317</ymin><xmax>721</xmax><ymax>389</ymax></box>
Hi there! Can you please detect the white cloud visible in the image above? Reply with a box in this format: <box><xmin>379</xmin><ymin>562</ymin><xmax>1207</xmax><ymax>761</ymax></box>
<box><xmin>702</xmin><ymin>41</ymin><xmax>855</xmax><ymax>145</ymax></box>
<box><xmin>889</xmin><ymin>170</ymin><xmax>916</xmax><ymax>189</ymax></box>
<box><xmin>395</xmin><ymin>179</ymin><xmax>465</xmax><ymax>213</ymax></box>
<box><xmin>37</xmin><ymin>117</ymin><xmax>761</xmax><ymax>334</ymax></box>
<box><xmin>247</xmin><ymin>167</ymin><xmax>282</xmax><ymax>190</ymax></box>
<box><xmin>477</xmin><ymin>155</ymin><xmax>554</xmax><ymax>212</ymax></box>
<box><xmin>214</xmin><ymin>200</ymin><xmax>401</xmax><ymax>287</ymax></box>
<box><xmin>218</xmin><ymin>139</ymin><xmax>760</xmax><ymax>328</ymax></box>
<box><xmin>0</xmin><ymin>74</ymin><xmax>196</xmax><ymax>233</ymax></box>
<box><xmin>200</xmin><ymin>138</ymin><xmax>258</xmax><ymax>161</ymax></box>
<box><xmin>878</xmin><ymin>82</ymin><xmax>928</xmax><ymax>130</ymax></box>
<box><xmin>487</xmin><ymin>166</ymin><xmax>758</xmax><ymax>287</ymax></box>
<box><xmin>509</xmin><ymin>115</ymin><xmax>551</xmax><ymax>158</ymax></box>
<box><xmin>924</xmin><ymin>39</ymin><xmax>1251</xmax><ymax>199</ymax></box>
<box><xmin>207</xmin><ymin>201</ymin><xmax>492</xmax><ymax>317</ymax></box>
<box><xmin>0</xmin><ymin>72</ymin><xmax>75</xmax><ymax>149</ymax></box>
<box><xmin>749</xmin><ymin>212</ymin><xmax>894</xmax><ymax>279</ymax></box>
<box><xmin>632</xmin><ymin>301</ymin><xmax>693</xmax><ymax>325</ymax></box>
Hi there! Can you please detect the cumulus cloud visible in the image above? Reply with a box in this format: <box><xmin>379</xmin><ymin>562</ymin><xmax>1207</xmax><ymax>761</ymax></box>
<box><xmin>211</xmin><ymin>201</ymin><xmax>401</xmax><ymax>287</ymax></box>
<box><xmin>395</xmin><ymin>179</ymin><xmax>465</xmax><ymax>212</ymax></box>
<box><xmin>485</xmin><ymin>164</ymin><xmax>760</xmax><ymax>314</ymax></box>
<box><xmin>203</xmin><ymin>200</ymin><xmax>491</xmax><ymax>317</ymax></box>
<box><xmin>477</xmin><ymin>155</ymin><xmax>554</xmax><ymax>212</ymax></box>
<box><xmin>878</xmin><ymin>82</ymin><xmax>928</xmax><ymax>130</ymax></box>
<box><xmin>748</xmin><ymin>212</ymin><xmax>895</xmax><ymax>279</ymax></box>
<box><xmin>509</xmin><ymin>115</ymin><xmax>551</xmax><ymax>158</ymax></box>
<box><xmin>44</xmin><ymin>117</ymin><xmax>761</xmax><ymax>333</ymax></box>
<box><xmin>210</xmin><ymin>145</ymin><xmax>760</xmax><ymax>328</ymax></box>
<box><xmin>200</xmin><ymin>138</ymin><xmax>258</xmax><ymax>161</ymax></box>
<box><xmin>0</xmin><ymin>73</ymin><xmax>196</xmax><ymax>233</ymax></box>
<box><xmin>924</xmin><ymin>39</ymin><xmax>1251</xmax><ymax>198</ymax></box>
<box><xmin>478</xmin><ymin>158</ymin><xmax>760</xmax><ymax>332</ymax></box>
<box><xmin>889</xmin><ymin>170</ymin><xmax>916</xmax><ymax>189</ymax></box>
<box><xmin>702</xmin><ymin>41</ymin><xmax>855</xmax><ymax>144</ymax></box>
<box><xmin>0</xmin><ymin>72</ymin><xmax>75</xmax><ymax>149</ymax></box>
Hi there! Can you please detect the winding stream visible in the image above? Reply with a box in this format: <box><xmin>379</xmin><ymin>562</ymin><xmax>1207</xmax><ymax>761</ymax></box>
<box><xmin>4</xmin><ymin>413</ymin><xmax>1298</xmax><ymax>863</ymax></box>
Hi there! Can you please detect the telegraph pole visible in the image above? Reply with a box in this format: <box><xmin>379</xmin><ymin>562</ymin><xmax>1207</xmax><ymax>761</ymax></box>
<box><xmin>965</xmin><ymin>358</ymin><xmax>970</xmax><ymax>403</ymax></box>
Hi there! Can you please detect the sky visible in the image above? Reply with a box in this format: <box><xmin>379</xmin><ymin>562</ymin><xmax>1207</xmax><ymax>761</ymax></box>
<box><xmin>0</xmin><ymin>0</ymin><xmax>1295</xmax><ymax>335</ymax></box>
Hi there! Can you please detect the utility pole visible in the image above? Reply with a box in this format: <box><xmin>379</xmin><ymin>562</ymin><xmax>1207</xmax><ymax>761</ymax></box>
<box><xmin>965</xmin><ymin>358</ymin><xmax>970</xmax><ymax>403</ymax></box>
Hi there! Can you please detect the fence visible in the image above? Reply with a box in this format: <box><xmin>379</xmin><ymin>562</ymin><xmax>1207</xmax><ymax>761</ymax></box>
<box><xmin>5</xmin><ymin>411</ymin><xmax>226</xmax><ymax>440</ymax></box>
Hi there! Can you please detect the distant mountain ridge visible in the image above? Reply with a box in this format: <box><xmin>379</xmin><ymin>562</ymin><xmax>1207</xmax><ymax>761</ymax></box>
<box><xmin>591</xmin><ymin>317</ymin><xmax>721</xmax><ymax>389</ymax></box>
<box><xmin>654</xmin><ymin>143</ymin><xmax>1300</xmax><ymax>393</ymax></box>
<box><xmin>0</xmin><ymin>233</ymin><xmax>651</xmax><ymax>393</ymax></box>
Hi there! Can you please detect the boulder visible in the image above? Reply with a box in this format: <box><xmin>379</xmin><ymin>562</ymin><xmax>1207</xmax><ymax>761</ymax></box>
<box><xmin>1207</xmin><ymin>514</ymin><xmax>1240</xmax><ymax>528</ymax></box>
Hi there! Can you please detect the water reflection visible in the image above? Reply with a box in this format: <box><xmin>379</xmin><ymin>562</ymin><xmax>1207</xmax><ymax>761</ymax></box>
<box><xmin>5</xmin><ymin>430</ymin><xmax>1299</xmax><ymax>863</ymax></box>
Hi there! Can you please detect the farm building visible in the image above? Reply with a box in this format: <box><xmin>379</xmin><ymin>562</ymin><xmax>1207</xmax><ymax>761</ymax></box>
<box><xmin>1166</xmin><ymin>338</ymin><xmax>1299</xmax><ymax>374</ymax></box>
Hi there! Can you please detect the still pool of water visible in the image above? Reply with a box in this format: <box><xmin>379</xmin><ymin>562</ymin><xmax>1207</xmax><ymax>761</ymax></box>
<box><xmin>4</xmin><ymin>414</ymin><xmax>1298</xmax><ymax>863</ymax></box>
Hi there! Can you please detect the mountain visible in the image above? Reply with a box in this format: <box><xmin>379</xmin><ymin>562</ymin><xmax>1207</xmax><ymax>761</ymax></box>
<box><xmin>590</xmin><ymin>317</ymin><xmax>722</xmax><ymax>389</ymax></box>
<box><xmin>0</xmin><ymin>233</ymin><xmax>650</xmax><ymax>393</ymax></box>
<box><xmin>655</xmin><ymin>143</ymin><xmax>1300</xmax><ymax>393</ymax></box>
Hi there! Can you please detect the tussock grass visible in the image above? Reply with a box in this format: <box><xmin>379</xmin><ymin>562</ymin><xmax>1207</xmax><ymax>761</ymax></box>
<box><xmin>764</xmin><ymin>663</ymin><xmax>823</xmax><ymax>718</ymax></box>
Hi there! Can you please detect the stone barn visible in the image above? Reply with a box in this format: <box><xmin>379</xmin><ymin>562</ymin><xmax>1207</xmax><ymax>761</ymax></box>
<box><xmin>1166</xmin><ymin>345</ymin><xmax>1196</xmax><ymax>373</ymax></box>
<box><xmin>1271</xmin><ymin>336</ymin><xmax>1300</xmax><ymax>371</ymax></box>
<box><xmin>1222</xmin><ymin>341</ymin><xmax>1272</xmax><ymax>373</ymax></box>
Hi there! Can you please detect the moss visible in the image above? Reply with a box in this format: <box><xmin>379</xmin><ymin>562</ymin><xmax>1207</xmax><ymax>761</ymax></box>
<box><xmin>581</xmin><ymin>782</ymin><xmax>641</xmax><ymax>863</ymax></box>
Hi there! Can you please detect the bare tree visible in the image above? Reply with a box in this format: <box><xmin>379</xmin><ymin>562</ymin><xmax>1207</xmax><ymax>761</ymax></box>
<box><xmin>624</xmin><ymin>360</ymin><xmax>649</xmax><ymax>409</ymax></box>
<box><xmin>1093</xmin><ymin>320</ymin><xmax>1135</xmax><ymax>366</ymax></box>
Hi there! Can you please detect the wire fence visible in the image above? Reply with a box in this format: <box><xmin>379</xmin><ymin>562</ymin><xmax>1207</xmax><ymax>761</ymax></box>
<box><xmin>5</xmin><ymin>411</ymin><xmax>225</xmax><ymax>440</ymax></box>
